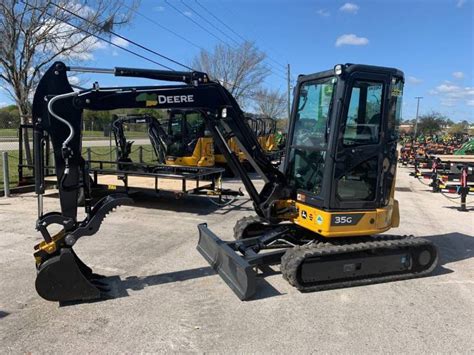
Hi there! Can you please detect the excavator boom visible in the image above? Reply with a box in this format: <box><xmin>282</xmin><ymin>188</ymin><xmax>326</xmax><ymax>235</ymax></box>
<box><xmin>32</xmin><ymin>62</ymin><xmax>287</xmax><ymax>302</ymax></box>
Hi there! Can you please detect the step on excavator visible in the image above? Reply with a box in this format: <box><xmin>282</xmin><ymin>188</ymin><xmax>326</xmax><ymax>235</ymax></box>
<box><xmin>32</xmin><ymin>62</ymin><xmax>438</xmax><ymax>302</ymax></box>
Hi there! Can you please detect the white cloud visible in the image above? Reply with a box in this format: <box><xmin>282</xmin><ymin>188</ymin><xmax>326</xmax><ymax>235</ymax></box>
<box><xmin>36</xmin><ymin>19</ymin><xmax>106</xmax><ymax>61</ymax></box>
<box><xmin>452</xmin><ymin>71</ymin><xmax>464</xmax><ymax>79</ymax></box>
<box><xmin>407</xmin><ymin>76</ymin><xmax>422</xmax><ymax>84</ymax></box>
<box><xmin>111</xmin><ymin>36</ymin><xmax>129</xmax><ymax>48</ymax></box>
<box><xmin>183</xmin><ymin>11</ymin><xmax>193</xmax><ymax>17</ymax></box>
<box><xmin>335</xmin><ymin>34</ymin><xmax>369</xmax><ymax>47</ymax></box>
<box><xmin>340</xmin><ymin>3</ymin><xmax>359</xmax><ymax>14</ymax></box>
<box><xmin>457</xmin><ymin>0</ymin><xmax>466</xmax><ymax>7</ymax></box>
<box><xmin>154</xmin><ymin>6</ymin><xmax>165</xmax><ymax>12</ymax></box>
<box><xmin>316</xmin><ymin>9</ymin><xmax>330</xmax><ymax>17</ymax></box>
<box><xmin>67</xmin><ymin>76</ymin><xmax>80</xmax><ymax>85</ymax></box>
<box><xmin>440</xmin><ymin>98</ymin><xmax>457</xmax><ymax>107</ymax></box>
<box><xmin>0</xmin><ymin>102</ymin><xmax>7</xmax><ymax>107</ymax></box>
<box><xmin>430</xmin><ymin>82</ymin><xmax>474</xmax><ymax>107</ymax></box>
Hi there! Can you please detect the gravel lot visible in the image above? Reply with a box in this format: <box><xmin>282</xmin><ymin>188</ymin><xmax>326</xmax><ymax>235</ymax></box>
<box><xmin>0</xmin><ymin>166</ymin><xmax>473</xmax><ymax>353</ymax></box>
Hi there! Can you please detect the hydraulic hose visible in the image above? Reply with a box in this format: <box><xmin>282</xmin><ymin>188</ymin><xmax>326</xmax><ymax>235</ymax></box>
<box><xmin>47</xmin><ymin>91</ymin><xmax>80</xmax><ymax>188</ymax></box>
<box><xmin>47</xmin><ymin>91</ymin><xmax>79</xmax><ymax>149</ymax></box>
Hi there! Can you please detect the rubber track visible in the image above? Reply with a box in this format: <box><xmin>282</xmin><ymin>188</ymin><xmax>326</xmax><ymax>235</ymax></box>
<box><xmin>233</xmin><ymin>215</ymin><xmax>267</xmax><ymax>240</ymax></box>
<box><xmin>281</xmin><ymin>235</ymin><xmax>438</xmax><ymax>292</ymax></box>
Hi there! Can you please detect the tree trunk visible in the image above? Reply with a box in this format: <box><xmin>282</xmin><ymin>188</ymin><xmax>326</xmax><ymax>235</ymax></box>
<box><xmin>18</xmin><ymin>103</ymin><xmax>33</xmax><ymax>166</ymax></box>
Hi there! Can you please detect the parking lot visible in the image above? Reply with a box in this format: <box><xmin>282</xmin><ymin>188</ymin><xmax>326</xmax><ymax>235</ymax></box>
<box><xmin>0</xmin><ymin>166</ymin><xmax>473</xmax><ymax>353</ymax></box>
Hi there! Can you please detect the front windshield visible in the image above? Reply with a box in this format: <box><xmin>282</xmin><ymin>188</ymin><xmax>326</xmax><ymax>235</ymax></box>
<box><xmin>292</xmin><ymin>77</ymin><xmax>336</xmax><ymax>149</ymax></box>
<box><xmin>287</xmin><ymin>76</ymin><xmax>336</xmax><ymax>196</ymax></box>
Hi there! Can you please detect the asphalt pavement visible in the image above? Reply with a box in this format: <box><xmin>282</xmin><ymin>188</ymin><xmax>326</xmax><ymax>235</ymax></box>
<box><xmin>0</xmin><ymin>167</ymin><xmax>472</xmax><ymax>353</ymax></box>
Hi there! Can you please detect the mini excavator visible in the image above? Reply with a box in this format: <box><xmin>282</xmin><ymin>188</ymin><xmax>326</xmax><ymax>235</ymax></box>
<box><xmin>112</xmin><ymin>109</ymin><xmax>215</xmax><ymax>167</ymax></box>
<box><xmin>32</xmin><ymin>62</ymin><xmax>438</xmax><ymax>302</ymax></box>
<box><xmin>112</xmin><ymin>113</ymin><xmax>170</xmax><ymax>165</ymax></box>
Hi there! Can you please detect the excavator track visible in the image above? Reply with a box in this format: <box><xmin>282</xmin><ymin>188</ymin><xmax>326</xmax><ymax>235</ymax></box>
<box><xmin>281</xmin><ymin>235</ymin><xmax>438</xmax><ymax>292</ymax></box>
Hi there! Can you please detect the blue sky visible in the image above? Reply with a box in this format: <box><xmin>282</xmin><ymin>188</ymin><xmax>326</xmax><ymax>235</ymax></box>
<box><xmin>1</xmin><ymin>0</ymin><xmax>473</xmax><ymax>121</ymax></box>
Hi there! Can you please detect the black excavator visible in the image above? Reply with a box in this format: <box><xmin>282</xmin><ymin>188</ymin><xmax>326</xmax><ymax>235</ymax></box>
<box><xmin>32</xmin><ymin>61</ymin><xmax>438</xmax><ymax>302</ymax></box>
<box><xmin>112</xmin><ymin>113</ymin><xmax>170</xmax><ymax>166</ymax></box>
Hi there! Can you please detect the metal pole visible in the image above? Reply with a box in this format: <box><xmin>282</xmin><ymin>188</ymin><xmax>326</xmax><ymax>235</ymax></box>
<box><xmin>109</xmin><ymin>122</ymin><xmax>113</xmax><ymax>162</ymax></box>
<box><xmin>414</xmin><ymin>96</ymin><xmax>423</xmax><ymax>139</ymax></box>
<box><xmin>87</xmin><ymin>147</ymin><xmax>92</xmax><ymax>162</ymax></box>
<box><xmin>139</xmin><ymin>146</ymin><xmax>143</xmax><ymax>163</ymax></box>
<box><xmin>3</xmin><ymin>152</ymin><xmax>10</xmax><ymax>197</ymax></box>
<box><xmin>287</xmin><ymin>64</ymin><xmax>291</xmax><ymax>121</ymax></box>
<box><xmin>18</xmin><ymin>125</ymin><xmax>23</xmax><ymax>183</ymax></box>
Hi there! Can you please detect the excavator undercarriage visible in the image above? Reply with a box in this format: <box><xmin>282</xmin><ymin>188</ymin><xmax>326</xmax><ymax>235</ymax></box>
<box><xmin>32</xmin><ymin>61</ymin><xmax>438</xmax><ymax>303</ymax></box>
<box><xmin>198</xmin><ymin>223</ymin><xmax>437</xmax><ymax>300</ymax></box>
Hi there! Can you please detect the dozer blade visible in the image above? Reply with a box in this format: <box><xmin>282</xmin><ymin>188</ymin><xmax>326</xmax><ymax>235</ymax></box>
<box><xmin>197</xmin><ymin>223</ymin><xmax>257</xmax><ymax>300</ymax></box>
<box><xmin>35</xmin><ymin>248</ymin><xmax>104</xmax><ymax>302</ymax></box>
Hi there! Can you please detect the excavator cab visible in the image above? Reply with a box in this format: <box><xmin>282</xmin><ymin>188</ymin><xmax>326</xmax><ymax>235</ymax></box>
<box><xmin>285</xmin><ymin>65</ymin><xmax>402</xmax><ymax>227</ymax></box>
<box><xmin>165</xmin><ymin>109</ymin><xmax>214</xmax><ymax>166</ymax></box>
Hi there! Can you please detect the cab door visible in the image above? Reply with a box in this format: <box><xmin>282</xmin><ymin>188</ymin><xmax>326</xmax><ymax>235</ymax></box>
<box><xmin>330</xmin><ymin>72</ymin><xmax>393</xmax><ymax>210</ymax></box>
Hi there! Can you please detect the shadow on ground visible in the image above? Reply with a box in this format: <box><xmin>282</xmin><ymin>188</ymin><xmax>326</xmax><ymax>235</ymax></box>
<box><xmin>45</xmin><ymin>190</ymin><xmax>254</xmax><ymax>216</ymax></box>
<box><xmin>61</xmin><ymin>232</ymin><xmax>473</xmax><ymax>307</ymax></box>
<box><xmin>442</xmin><ymin>205</ymin><xmax>474</xmax><ymax>212</ymax></box>
<box><xmin>423</xmin><ymin>232</ymin><xmax>474</xmax><ymax>276</ymax></box>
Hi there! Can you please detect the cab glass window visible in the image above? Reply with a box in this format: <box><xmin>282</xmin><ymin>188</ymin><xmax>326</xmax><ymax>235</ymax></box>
<box><xmin>343</xmin><ymin>81</ymin><xmax>383</xmax><ymax>146</ymax></box>
<box><xmin>185</xmin><ymin>112</ymin><xmax>205</xmax><ymax>137</ymax></box>
<box><xmin>292</xmin><ymin>77</ymin><xmax>336</xmax><ymax>149</ymax></box>
<box><xmin>388</xmin><ymin>77</ymin><xmax>403</xmax><ymax>142</ymax></box>
<box><xmin>287</xmin><ymin>76</ymin><xmax>336</xmax><ymax>196</ymax></box>
<box><xmin>337</xmin><ymin>157</ymin><xmax>378</xmax><ymax>201</ymax></box>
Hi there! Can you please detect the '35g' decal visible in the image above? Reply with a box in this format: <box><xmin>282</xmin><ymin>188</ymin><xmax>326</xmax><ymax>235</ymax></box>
<box><xmin>330</xmin><ymin>213</ymin><xmax>364</xmax><ymax>226</ymax></box>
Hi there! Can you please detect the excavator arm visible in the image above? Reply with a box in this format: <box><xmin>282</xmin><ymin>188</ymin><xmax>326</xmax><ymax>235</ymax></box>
<box><xmin>112</xmin><ymin>114</ymin><xmax>170</xmax><ymax>165</ymax></box>
<box><xmin>32</xmin><ymin>61</ymin><xmax>288</xmax><ymax>302</ymax></box>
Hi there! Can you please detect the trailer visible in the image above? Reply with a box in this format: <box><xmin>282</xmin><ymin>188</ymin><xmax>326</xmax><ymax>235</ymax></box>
<box><xmin>44</xmin><ymin>160</ymin><xmax>243</xmax><ymax>202</ymax></box>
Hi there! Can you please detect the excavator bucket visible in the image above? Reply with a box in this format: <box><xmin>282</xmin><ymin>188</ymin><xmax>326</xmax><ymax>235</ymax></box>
<box><xmin>35</xmin><ymin>248</ymin><xmax>106</xmax><ymax>302</ymax></box>
<box><xmin>34</xmin><ymin>194</ymin><xmax>133</xmax><ymax>303</ymax></box>
<box><xmin>197</xmin><ymin>224</ymin><xmax>257</xmax><ymax>300</ymax></box>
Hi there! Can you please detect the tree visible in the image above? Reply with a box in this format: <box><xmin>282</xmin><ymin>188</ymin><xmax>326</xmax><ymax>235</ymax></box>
<box><xmin>254</xmin><ymin>88</ymin><xmax>287</xmax><ymax>119</ymax></box>
<box><xmin>0</xmin><ymin>105</ymin><xmax>20</xmax><ymax>129</ymax></box>
<box><xmin>448</xmin><ymin>121</ymin><xmax>470</xmax><ymax>136</ymax></box>
<box><xmin>0</xmin><ymin>0</ymin><xmax>137</xmax><ymax>162</ymax></box>
<box><xmin>192</xmin><ymin>41</ymin><xmax>270</xmax><ymax>106</ymax></box>
<box><xmin>445</xmin><ymin>118</ymin><xmax>455</xmax><ymax>127</ymax></box>
<box><xmin>416</xmin><ymin>111</ymin><xmax>447</xmax><ymax>136</ymax></box>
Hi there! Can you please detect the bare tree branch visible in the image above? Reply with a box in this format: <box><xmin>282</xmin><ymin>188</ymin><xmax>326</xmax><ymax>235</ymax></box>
<box><xmin>192</xmin><ymin>41</ymin><xmax>270</xmax><ymax>107</ymax></box>
<box><xmin>254</xmin><ymin>88</ymin><xmax>287</xmax><ymax>119</ymax></box>
<box><xmin>0</xmin><ymin>0</ymin><xmax>139</xmax><ymax>163</ymax></box>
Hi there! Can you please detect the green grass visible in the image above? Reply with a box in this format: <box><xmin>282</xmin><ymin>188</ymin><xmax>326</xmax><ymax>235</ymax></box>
<box><xmin>82</xmin><ymin>131</ymin><xmax>150</xmax><ymax>139</ymax></box>
<box><xmin>0</xmin><ymin>144</ymin><xmax>157</xmax><ymax>191</ymax></box>
<box><xmin>85</xmin><ymin>144</ymin><xmax>157</xmax><ymax>169</ymax></box>
<box><xmin>0</xmin><ymin>129</ymin><xmax>19</xmax><ymax>137</ymax></box>
<box><xmin>0</xmin><ymin>129</ymin><xmax>149</xmax><ymax>139</ymax></box>
<box><xmin>0</xmin><ymin>149</ymin><xmax>20</xmax><ymax>190</ymax></box>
